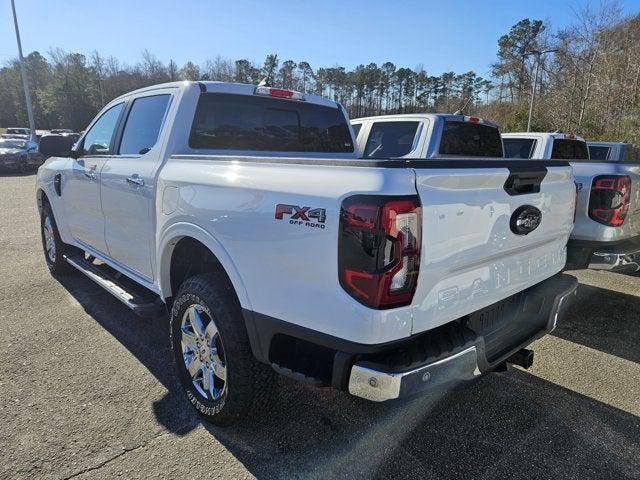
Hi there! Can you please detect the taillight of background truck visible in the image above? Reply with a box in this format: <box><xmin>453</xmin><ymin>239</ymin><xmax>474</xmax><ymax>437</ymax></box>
<box><xmin>588</xmin><ymin>175</ymin><xmax>631</xmax><ymax>226</ymax></box>
<box><xmin>338</xmin><ymin>195</ymin><xmax>421</xmax><ymax>309</ymax></box>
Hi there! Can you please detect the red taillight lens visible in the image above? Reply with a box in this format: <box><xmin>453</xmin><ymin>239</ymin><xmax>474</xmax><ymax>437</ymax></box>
<box><xmin>254</xmin><ymin>86</ymin><xmax>305</xmax><ymax>100</ymax></box>
<box><xmin>338</xmin><ymin>195</ymin><xmax>421</xmax><ymax>309</ymax></box>
<box><xmin>588</xmin><ymin>175</ymin><xmax>631</xmax><ymax>227</ymax></box>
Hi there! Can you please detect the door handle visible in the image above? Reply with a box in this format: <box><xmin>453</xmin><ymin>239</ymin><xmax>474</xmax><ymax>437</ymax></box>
<box><xmin>126</xmin><ymin>174</ymin><xmax>145</xmax><ymax>187</ymax></box>
<box><xmin>84</xmin><ymin>169</ymin><xmax>97</xmax><ymax>180</ymax></box>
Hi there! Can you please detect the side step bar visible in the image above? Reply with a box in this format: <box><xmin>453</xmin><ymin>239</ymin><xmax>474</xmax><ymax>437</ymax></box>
<box><xmin>64</xmin><ymin>254</ymin><xmax>166</xmax><ymax>318</ymax></box>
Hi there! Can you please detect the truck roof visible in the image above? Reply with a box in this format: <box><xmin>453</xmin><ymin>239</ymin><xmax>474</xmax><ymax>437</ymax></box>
<box><xmin>111</xmin><ymin>81</ymin><xmax>339</xmax><ymax>109</ymax></box>
<box><xmin>587</xmin><ymin>140</ymin><xmax>631</xmax><ymax>147</ymax></box>
<box><xmin>502</xmin><ymin>132</ymin><xmax>586</xmax><ymax>143</ymax></box>
<box><xmin>351</xmin><ymin>113</ymin><xmax>498</xmax><ymax>128</ymax></box>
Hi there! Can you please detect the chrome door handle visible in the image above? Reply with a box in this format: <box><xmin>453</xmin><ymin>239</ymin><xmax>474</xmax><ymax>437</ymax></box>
<box><xmin>126</xmin><ymin>174</ymin><xmax>144</xmax><ymax>187</ymax></box>
<box><xmin>84</xmin><ymin>170</ymin><xmax>97</xmax><ymax>180</ymax></box>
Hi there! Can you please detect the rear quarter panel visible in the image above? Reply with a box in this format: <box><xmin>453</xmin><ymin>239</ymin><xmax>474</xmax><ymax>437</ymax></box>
<box><xmin>156</xmin><ymin>156</ymin><xmax>418</xmax><ymax>344</ymax></box>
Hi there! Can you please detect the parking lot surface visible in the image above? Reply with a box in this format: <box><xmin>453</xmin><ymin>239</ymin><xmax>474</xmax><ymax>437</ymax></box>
<box><xmin>1</xmin><ymin>172</ymin><xmax>639</xmax><ymax>480</ymax></box>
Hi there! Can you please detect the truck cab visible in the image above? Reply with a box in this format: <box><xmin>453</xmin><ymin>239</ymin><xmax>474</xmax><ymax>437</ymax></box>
<box><xmin>588</xmin><ymin>141</ymin><xmax>640</xmax><ymax>163</ymax></box>
<box><xmin>351</xmin><ymin>113</ymin><xmax>504</xmax><ymax>159</ymax></box>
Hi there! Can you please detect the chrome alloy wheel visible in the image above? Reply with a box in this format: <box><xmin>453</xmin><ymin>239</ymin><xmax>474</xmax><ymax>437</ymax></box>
<box><xmin>180</xmin><ymin>304</ymin><xmax>227</xmax><ymax>400</ymax></box>
<box><xmin>43</xmin><ymin>215</ymin><xmax>56</xmax><ymax>263</ymax></box>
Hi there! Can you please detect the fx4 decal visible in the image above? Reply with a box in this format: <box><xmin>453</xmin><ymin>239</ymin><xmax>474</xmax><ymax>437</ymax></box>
<box><xmin>275</xmin><ymin>204</ymin><xmax>327</xmax><ymax>229</ymax></box>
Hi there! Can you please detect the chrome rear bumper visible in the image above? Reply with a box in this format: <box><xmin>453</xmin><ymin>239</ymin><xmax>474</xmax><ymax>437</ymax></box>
<box><xmin>347</xmin><ymin>273</ymin><xmax>578</xmax><ymax>402</ymax></box>
<box><xmin>349</xmin><ymin>346</ymin><xmax>481</xmax><ymax>402</ymax></box>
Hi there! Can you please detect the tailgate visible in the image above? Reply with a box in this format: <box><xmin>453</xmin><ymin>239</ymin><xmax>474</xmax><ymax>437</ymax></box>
<box><xmin>411</xmin><ymin>160</ymin><xmax>575</xmax><ymax>335</ymax></box>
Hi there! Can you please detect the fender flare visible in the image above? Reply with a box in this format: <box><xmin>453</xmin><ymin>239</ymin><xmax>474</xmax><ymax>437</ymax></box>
<box><xmin>157</xmin><ymin>221</ymin><xmax>252</xmax><ymax>310</ymax></box>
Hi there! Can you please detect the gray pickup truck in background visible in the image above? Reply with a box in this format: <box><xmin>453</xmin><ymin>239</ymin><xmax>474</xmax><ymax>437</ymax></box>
<box><xmin>588</xmin><ymin>141</ymin><xmax>640</xmax><ymax>163</ymax></box>
<box><xmin>503</xmin><ymin>132</ymin><xmax>640</xmax><ymax>273</ymax></box>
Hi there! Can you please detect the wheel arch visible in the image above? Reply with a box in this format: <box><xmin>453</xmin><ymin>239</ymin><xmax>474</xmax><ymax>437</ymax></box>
<box><xmin>158</xmin><ymin>222</ymin><xmax>252</xmax><ymax>310</ymax></box>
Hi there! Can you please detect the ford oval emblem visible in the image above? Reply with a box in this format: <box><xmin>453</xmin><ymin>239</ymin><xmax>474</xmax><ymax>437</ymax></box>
<box><xmin>510</xmin><ymin>205</ymin><xmax>542</xmax><ymax>235</ymax></box>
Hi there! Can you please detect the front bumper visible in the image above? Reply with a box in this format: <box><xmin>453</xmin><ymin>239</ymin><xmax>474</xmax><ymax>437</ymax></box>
<box><xmin>567</xmin><ymin>236</ymin><xmax>640</xmax><ymax>272</ymax></box>
<box><xmin>347</xmin><ymin>273</ymin><xmax>578</xmax><ymax>401</ymax></box>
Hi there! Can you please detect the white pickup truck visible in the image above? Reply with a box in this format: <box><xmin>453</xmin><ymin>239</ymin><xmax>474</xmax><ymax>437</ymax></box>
<box><xmin>37</xmin><ymin>82</ymin><xmax>577</xmax><ymax>425</ymax></box>
<box><xmin>351</xmin><ymin>113</ymin><xmax>504</xmax><ymax>159</ymax></box>
<box><xmin>503</xmin><ymin>132</ymin><xmax>640</xmax><ymax>273</ymax></box>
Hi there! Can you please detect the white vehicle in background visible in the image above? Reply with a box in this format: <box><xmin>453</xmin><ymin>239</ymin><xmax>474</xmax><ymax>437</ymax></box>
<box><xmin>36</xmin><ymin>83</ymin><xmax>577</xmax><ymax>425</ymax></box>
<box><xmin>351</xmin><ymin>113</ymin><xmax>504</xmax><ymax>158</ymax></box>
<box><xmin>503</xmin><ymin>132</ymin><xmax>640</xmax><ymax>273</ymax></box>
<box><xmin>588</xmin><ymin>141</ymin><xmax>640</xmax><ymax>163</ymax></box>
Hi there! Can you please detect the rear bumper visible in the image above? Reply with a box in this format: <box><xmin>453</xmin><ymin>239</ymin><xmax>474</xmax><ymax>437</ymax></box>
<box><xmin>243</xmin><ymin>273</ymin><xmax>578</xmax><ymax>401</ymax></box>
<box><xmin>347</xmin><ymin>273</ymin><xmax>577</xmax><ymax>401</ymax></box>
<box><xmin>567</xmin><ymin>236</ymin><xmax>640</xmax><ymax>272</ymax></box>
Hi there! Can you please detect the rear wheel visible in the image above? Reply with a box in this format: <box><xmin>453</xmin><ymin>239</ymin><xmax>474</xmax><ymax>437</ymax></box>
<box><xmin>40</xmin><ymin>204</ymin><xmax>73</xmax><ymax>276</ymax></box>
<box><xmin>170</xmin><ymin>272</ymin><xmax>276</xmax><ymax>425</ymax></box>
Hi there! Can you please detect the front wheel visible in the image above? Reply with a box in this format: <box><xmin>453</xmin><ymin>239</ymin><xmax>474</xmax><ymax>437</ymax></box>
<box><xmin>170</xmin><ymin>272</ymin><xmax>276</xmax><ymax>426</ymax></box>
<box><xmin>40</xmin><ymin>204</ymin><xmax>73</xmax><ymax>276</ymax></box>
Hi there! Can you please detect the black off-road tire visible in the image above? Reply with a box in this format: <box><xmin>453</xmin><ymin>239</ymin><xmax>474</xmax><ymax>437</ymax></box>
<box><xmin>170</xmin><ymin>272</ymin><xmax>276</xmax><ymax>426</ymax></box>
<box><xmin>40</xmin><ymin>204</ymin><xmax>74</xmax><ymax>276</ymax></box>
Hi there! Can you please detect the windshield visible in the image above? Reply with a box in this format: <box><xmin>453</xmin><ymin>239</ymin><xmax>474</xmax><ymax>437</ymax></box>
<box><xmin>439</xmin><ymin>121</ymin><xmax>503</xmax><ymax>157</ymax></box>
<box><xmin>0</xmin><ymin>139</ymin><xmax>26</xmax><ymax>149</ymax></box>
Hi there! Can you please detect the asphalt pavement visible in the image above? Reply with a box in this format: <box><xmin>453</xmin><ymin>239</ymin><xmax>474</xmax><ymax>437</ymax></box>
<box><xmin>1</xmin><ymin>172</ymin><xmax>639</xmax><ymax>479</ymax></box>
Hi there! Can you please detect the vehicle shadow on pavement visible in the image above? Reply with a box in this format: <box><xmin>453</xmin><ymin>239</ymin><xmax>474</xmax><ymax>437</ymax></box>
<box><xmin>55</xmin><ymin>274</ymin><xmax>640</xmax><ymax>480</ymax></box>
<box><xmin>205</xmin><ymin>370</ymin><xmax>640</xmax><ymax>480</ymax></box>
<box><xmin>54</xmin><ymin>274</ymin><xmax>202</xmax><ymax>435</ymax></box>
<box><xmin>551</xmin><ymin>284</ymin><xmax>640</xmax><ymax>364</ymax></box>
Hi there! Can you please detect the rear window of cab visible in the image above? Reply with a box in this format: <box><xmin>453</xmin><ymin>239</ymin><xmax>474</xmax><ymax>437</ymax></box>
<box><xmin>189</xmin><ymin>93</ymin><xmax>354</xmax><ymax>153</ymax></box>
<box><xmin>551</xmin><ymin>139</ymin><xmax>589</xmax><ymax>160</ymax></box>
<box><xmin>439</xmin><ymin>121</ymin><xmax>503</xmax><ymax>157</ymax></box>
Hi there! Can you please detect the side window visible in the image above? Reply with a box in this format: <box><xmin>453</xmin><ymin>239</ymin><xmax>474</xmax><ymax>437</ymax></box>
<box><xmin>81</xmin><ymin>103</ymin><xmax>125</xmax><ymax>156</ymax></box>
<box><xmin>363</xmin><ymin>121</ymin><xmax>419</xmax><ymax>158</ymax></box>
<box><xmin>119</xmin><ymin>94</ymin><xmax>171</xmax><ymax>155</ymax></box>
<box><xmin>504</xmin><ymin>138</ymin><xmax>536</xmax><ymax>159</ymax></box>
<box><xmin>588</xmin><ymin>145</ymin><xmax>610</xmax><ymax>161</ymax></box>
<box><xmin>352</xmin><ymin>123</ymin><xmax>362</xmax><ymax>139</ymax></box>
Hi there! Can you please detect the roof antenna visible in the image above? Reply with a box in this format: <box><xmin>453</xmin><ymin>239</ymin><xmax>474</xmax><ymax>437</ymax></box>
<box><xmin>258</xmin><ymin>54</ymin><xmax>278</xmax><ymax>87</ymax></box>
<box><xmin>454</xmin><ymin>95</ymin><xmax>472</xmax><ymax>115</ymax></box>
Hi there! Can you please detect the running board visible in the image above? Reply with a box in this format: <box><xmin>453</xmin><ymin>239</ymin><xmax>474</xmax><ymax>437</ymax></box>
<box><xmin>64</xmin><ymin>254</ymin><xmax>166</xmax><ymax>318</ymax></box>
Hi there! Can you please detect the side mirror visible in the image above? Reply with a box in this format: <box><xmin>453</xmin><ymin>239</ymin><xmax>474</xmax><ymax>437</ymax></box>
<box><xmin>39</xmin><ymin>135</ymin><xmax>75</xmax><ymax>158</ymax></box>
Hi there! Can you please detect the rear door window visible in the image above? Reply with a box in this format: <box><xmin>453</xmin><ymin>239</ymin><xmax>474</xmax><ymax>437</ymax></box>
<box><xmin>503</xmin><ymin>138</ymin><xmax>536</xmax><ymax>159</ymax></box>
<box><xmin>363</xmin><ymin>121</ymin><xmax>419</xmax><ymax>158</ymax></box>
<box><xmin>588</xmin><ymin>145</ymin><xmax>611</xmax><ymax>161</ymax></box>
<box><xmin>119</xmin><ymin>94</ymin><xmax>171</xmax><ymax>155</ymax></box>
<box><xmin>439</xmin><ymin>121</ymin><xmax>503</xmax><ymax>157</ymax></box>
<box><xmin>189</xmin><ymin>93</ymin><xmax>354</xmax><ymax>153</ymax></box>
<box><xmin>551</xmin><ymin>139</ymin><xmax>589</xmax><ymax>159</ymax></box>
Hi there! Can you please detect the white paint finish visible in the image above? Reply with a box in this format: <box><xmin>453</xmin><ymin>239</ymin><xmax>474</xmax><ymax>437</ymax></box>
<box><xmin>411</xmin><ymin>166</ymin><xmax>574</xmax><ymax>334</ymax></box>
<box><xmin>61</xmin><ymin>157</ymin><xmax>110</xmax><ymax>254</ymax></box>
<box><xmin>157</xmin><ymin>157</ymin><xmax>416</xmax><ymax>344</ymax></box>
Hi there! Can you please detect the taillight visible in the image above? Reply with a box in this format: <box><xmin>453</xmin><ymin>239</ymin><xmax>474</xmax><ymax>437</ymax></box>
<box><xmin>588</xmin><ymin>175</ymin><xmax>631</xmax><ymax>227</ymax></box>
<box><xmin>338</xmin><ymin>195</ymin><xmax>421</xmax><ymax>309</ymax></box>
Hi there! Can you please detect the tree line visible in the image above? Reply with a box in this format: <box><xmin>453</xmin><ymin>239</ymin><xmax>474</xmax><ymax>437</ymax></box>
<box><xmin>1</xmin><ymin>3</ymin><xmax>638</xmax><ymax>144</ymax></box>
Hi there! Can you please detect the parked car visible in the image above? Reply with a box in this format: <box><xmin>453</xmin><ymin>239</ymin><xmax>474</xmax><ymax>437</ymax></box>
<box><xmin>0</xmin><ymin>137</ymin><xmax>43</xmax><ymax>172</ymax></box>
<box><xmin>37</xmin><ymin>81</ymin><xmax>578</xmax><ymax>425</ymax></box>
<box><xmin>503</xmin><ymin>132</ymin><xmax>640</xmax><ymax>273</ymax></box>
<box><xmin>351</xmin><ymin>113</ymin><xmax>504</xmax><ymax>158</ymax></box>
<box><xmin>5</xmin><ymin>127</ymin><xmax>30</xmax><ymax>136</ymax></box>
<box><xmin>588</xmin><ymin>141</ymin><xmax>640</xmax><ymax>162</ymax></box>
